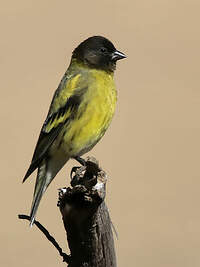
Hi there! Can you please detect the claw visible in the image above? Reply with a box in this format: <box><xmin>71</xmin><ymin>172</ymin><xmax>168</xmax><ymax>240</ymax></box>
<box><xmin>70</xmin><ymin>166</ymin><xmax>79</xmax><ymax>180</ymax></box>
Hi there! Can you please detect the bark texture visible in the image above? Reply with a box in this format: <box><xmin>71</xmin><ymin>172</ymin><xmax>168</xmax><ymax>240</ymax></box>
<box><xmin>58</xmin><ymin>157</ymin><xmax>116</xmax><ymax>267</ymax></box>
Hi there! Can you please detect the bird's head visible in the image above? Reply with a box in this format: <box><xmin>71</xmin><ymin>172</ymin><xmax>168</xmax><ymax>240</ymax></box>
<box><xmin>72</xmin><ymin>36</ymin><xmax>126</xmax><ymax>72</ymax></box>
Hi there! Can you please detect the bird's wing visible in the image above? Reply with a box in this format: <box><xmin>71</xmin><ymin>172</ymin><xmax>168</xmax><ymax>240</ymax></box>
<box><xmin>23</xmin><ymin>72</ymin><xmax>88</xmax><ymax>182</ymax></box>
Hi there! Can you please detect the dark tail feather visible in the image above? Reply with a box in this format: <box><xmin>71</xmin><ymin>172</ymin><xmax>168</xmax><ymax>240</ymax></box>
<box><xmin>29</xmin><ymin>162</ymin><xmax>48</xmax><ymax>227</ymax></box>
<box><xmin>28</xmin><ymin>155</ymin><xmax>70</xmax><ymax>227</ymax></box>
<box><xmin>23</xmin><ymin>158</ymin><xmax>42</xmax><ymax>183</ymax></box>
<box><xmin>29</xmin><ymin>185</ymin><xmax>44</xmax><ymax>227</ymax></box>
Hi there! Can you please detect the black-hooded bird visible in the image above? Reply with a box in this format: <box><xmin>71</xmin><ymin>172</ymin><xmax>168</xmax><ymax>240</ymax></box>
<box><xmin>23</xmin><ymin>36</ymin><xmax>126</xmax><ymax>226</ymax></box>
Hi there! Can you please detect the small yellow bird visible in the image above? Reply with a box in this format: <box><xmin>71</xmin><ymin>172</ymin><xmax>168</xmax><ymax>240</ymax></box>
<box><xmin>23</xmin><ymin>36</ymin><xmax>126</xmax><ymax>226</ymax></box>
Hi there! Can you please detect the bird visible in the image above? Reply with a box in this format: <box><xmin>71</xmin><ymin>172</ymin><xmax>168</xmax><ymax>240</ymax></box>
<box><xmin>23</xmin><ymin>36</ymin><xmax>126</xmax><ymax>226</ymax></box>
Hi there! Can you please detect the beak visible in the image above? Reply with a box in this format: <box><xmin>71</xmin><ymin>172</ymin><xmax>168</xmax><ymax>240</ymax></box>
<box><xmin>111</xmin><ymin>50</ymin><xmax>127</xmax><ymax>61</ymax></box>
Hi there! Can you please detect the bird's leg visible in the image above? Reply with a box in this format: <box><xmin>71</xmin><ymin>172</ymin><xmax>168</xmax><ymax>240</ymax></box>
<box><xmin>70</xmin><ymin>157</ymin><xmax>86</xmax><ymax>180</ymax></box>
<box><xmin>74</xmin><ymin>156</ymin><xmax>86</xmax><ymax>166</ymax></box>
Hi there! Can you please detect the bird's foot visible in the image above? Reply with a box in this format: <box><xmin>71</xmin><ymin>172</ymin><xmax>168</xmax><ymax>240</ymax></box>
<box><xmin>70</xmin><ymin>156</ymin><xmax>86</xmax><ymax>180</ymax></box>
<box><xmin>70</xmin><ymin>157</ymin><xmax>101</xmax><ymax>187</ymax></box>
<box><xmin>73</xmin><ymin>156</ymin><xmax>86</xmax><ymax>166</ymax></box>
<box><xmin>70</xmin><ymin>166</ymin><xmax>80</xmax><ymax>180</ymax></box>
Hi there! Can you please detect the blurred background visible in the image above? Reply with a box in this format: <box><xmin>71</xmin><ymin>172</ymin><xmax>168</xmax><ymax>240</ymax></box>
<box><xmin>1</xmin><ymin>0</ymin><xmax>200</xmax><ymax>266</ymax></box>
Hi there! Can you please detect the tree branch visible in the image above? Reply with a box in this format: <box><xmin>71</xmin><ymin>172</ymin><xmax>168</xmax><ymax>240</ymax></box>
<box><xmin>18</xmin><ymin>214</ymin><xmax>71</xmax><ymax>263</ymax></box>
<box><xmin>58</xmin><ymin>156</ymin><xmax>116</xmax><ymax>267</ymax></box>
<box><xmin>19</xmin><ymin>156</ymin><xmax>116</xmax><ymax>267</ymax></box>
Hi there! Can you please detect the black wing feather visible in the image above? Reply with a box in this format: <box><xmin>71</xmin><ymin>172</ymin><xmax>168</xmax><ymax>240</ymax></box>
<box><xmin>23</xmin><ymin>86</ymin><xmax>87</xmax><ymax>183</ymax></box>
<box><xmin>23</xmin><ymin>123</ymin><xmax>64</xmax><ymax>182</ymax></box>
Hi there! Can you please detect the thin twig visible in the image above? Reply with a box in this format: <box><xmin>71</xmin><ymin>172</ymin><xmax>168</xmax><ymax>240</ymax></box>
<box><xmin>18</xmin><ymin>214</ymin><xmax>71</xmax><ymax>263</ymax></box>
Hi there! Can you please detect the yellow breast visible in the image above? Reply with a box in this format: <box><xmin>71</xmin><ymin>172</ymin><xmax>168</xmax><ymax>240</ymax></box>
<box><xmin>64</xmin><ymin>69</ymin><xmax>117</xmax><ymax>156</ymax></box>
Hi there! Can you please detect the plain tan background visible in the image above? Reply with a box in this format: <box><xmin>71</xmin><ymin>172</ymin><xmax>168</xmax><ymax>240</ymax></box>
<box><xmin>1</xmin><ymin>0</ymin><xmax>200</xmax><ymax>266</ymax></box>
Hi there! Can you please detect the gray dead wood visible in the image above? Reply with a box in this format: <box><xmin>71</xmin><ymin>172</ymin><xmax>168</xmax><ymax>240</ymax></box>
<box><xmin>58</xmin><ymin>157</ymin><xmax>117</xmax><ymax>267</ymax></box>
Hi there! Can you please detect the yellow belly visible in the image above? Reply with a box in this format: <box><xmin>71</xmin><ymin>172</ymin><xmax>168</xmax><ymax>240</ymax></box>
<box><xmin>63</xmin><ymin>69</ymin><xmax>117</xmax><ymax>156</ymax></box>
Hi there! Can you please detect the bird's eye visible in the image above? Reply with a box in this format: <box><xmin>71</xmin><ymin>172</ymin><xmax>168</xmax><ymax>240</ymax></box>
<box><xmin>100</xmin><ymin>47</ymin><xmax>107</xmax><ymax>53</ymax></box>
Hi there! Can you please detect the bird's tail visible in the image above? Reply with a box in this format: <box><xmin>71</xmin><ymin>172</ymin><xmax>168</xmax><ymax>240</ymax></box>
<box><xmin>29</xmin><ymin>160</ymin><xmax>52</xmax><ymax>227</ymax></box>
<box><xmin>29</xmin><ymin>155</ymin><xmax>70</xmax><ymax>227</ymax></box>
